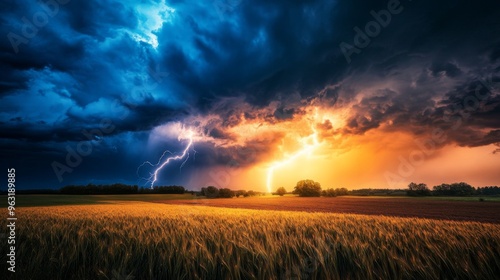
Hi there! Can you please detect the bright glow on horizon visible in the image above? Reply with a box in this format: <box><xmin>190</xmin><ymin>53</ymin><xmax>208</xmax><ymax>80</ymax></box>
<box><xmin>266</xmin><ymin>109</ymin><xmax>322</xmax><ymax>193</ymax></box>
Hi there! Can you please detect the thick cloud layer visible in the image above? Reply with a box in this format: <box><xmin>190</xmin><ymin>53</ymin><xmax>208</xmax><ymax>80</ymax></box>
<box><xmin>1</xmin><ymin>0</ymin><xmax>499</xmax><ymax>189</ymax></box>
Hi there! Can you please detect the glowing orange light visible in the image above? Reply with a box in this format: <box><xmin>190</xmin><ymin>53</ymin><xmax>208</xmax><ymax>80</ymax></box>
<box><xmin>266</xmin><ymin>112</ymin><xmax>321</xmax><ymax>193</ymax></box>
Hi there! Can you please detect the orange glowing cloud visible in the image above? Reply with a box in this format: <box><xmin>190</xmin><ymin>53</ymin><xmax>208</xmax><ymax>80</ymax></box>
<box><xmin>148</xmin><ymin>90</ymin><xmax>500</xmax><ymax>192</ymax></box>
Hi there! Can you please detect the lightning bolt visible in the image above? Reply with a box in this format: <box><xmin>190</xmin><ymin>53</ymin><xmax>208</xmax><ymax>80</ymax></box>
<box><xmin>266</xmin><ymin>109</ymin><xmax>322</xmax><ymax>193</ymax></box>
<box><xmin>138</xmin><ymin>130</ymin><xmax>195</xmax><ymax>188</ymax></box>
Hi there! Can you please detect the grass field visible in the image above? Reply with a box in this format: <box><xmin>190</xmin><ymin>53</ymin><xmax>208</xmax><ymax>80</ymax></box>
<box><xmin>6</xmin><ymin>194</ymin><xmax>500</xmax><ymax>208</ymax></box>
<box><xmin>2</xmin><ymin>201</ymin><xmax>500</xmax><ymax>279</ymax></box>
<box><xmin>3</xmin><ymin>195</ymin><xmax>500</xmax><ymax>279</ymax></box>
<box><xmin>413</xmin><ymin>196</ymin><xmax>500</xmax><ymax>202</ymax></box>
<box><xmin>160</xmin><ymin>195</ymin><xmax>500</xmax><ymax>223</ymax></box>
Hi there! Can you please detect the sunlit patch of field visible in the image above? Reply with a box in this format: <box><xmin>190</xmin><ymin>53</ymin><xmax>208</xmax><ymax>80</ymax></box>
<box><xmin>160</xmin><ymin>196</ymin><xmax>500</xmax><ymax>223</ymax></box>
<box><xmin>4</xmin><ymin>202</ymin><xmax>500</xmax><ymax>279</ymax></box>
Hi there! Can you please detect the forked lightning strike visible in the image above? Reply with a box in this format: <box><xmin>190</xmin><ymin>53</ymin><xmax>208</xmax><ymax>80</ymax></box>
<box><xmin>266</xmin><ymin>109</ymin><xmax>322</xmax><ymax>193</ymax></box>
<box><xmin>139</xmin><ymin>130</ymin><xmax>195</xmax><ymax>188</ymax></box>
<box><xmin>266</xmin><ymin>131</ymin><xmax>320</xmax><ymax>193</ymax></box>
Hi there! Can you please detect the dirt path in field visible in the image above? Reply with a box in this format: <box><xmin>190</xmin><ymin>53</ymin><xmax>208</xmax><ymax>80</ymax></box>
<box><xmin>156</xmin><ymin>196</ymin><xmax>500</xmax><ymax>223</ymax></box>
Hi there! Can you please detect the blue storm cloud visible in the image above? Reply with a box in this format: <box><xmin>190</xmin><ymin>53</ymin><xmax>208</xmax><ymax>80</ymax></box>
<box><xmin>1</xmin><ymin>0</ymin><xmax>499</xmax><ymax>188</ymax></box>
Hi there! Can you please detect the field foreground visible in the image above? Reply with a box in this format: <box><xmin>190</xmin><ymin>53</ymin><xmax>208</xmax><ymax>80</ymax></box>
<box><xmin>159</xmin><ymin>196</ymin><xmax>500</xmax><ymax>224</ymax></box>
<box><xmin>3</xmin><ymin>202</ymin><xmax>500</xmax><ymax>279</ymax></box>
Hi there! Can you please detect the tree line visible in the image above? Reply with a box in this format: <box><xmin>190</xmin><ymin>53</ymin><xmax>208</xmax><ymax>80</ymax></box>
<box><xmin>275</xmin><ymin>180</ymin><xmax>404</xmax><ymax>197</ymax></box>
<box><xmin>59</xmin><ymin>184</ymin><xmax>266</xmax><ymax>198</ymax></box>
<box><xmin>59</xmin><ymin>184</ymin><xmax>188</xmax><ymax>195</ymax></box>
<box><xmin>289</xmin><ymin>180</ymin><xmax>350</xmax><ymax>197</ymax></box>
<box><xmin>407</xmin><ymin>182</ymin><xmax>500</xmax><ymax>196</ymax></box>
<box><xmin>274</xmin><ymin>180</ymin><xmax>500</xmax><ymax>198</ymax></box>
<box><xmin>270</xmin><ymin>180</ymin><xmax>351</xmax><ymax>197</ymax></box>
<box><xmin>5</xmin><ymin>181</ymin><xmax>498</xmax><ymax>197</ymax></box>
<box><xmin>199</xmin><ymin>186</ymin><xmax>264</xmax><ymax>198</ymax></box>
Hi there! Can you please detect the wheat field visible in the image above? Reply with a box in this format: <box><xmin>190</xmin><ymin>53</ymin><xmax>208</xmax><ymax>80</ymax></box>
<box><xmin>4</xmin><ymin>202</ymin><xmax>500</xmax><ymax>279</ymax></box>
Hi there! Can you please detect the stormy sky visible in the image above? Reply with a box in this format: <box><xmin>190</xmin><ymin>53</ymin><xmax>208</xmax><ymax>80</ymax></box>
<box><xmin>1</xmin><ymin>0</ymin><xmax>499</xmax><ymax>190</ymax></box>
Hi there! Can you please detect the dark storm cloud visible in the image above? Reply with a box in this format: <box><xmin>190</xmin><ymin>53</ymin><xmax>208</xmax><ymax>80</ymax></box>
<box><xmin>323</xmin><ymin>0</ymin><xmax>500</xmax><ymax>148</ymax></box>
<box><xmin>188</xmin><ymin>131</ymin><xmax>284</xmax><ymax>169</ymax></box>
<box><xmin>1</xmin><ymin>0</ymin><xmax>500</xmax><ymax>188</ymax></box>
<box><xmin>429</xmin><ymin>62</ymin><xmax>462</xmax><ymax>78</ymax></box>
<box><xmin>154</xmin><ymin>0</ymin><xmax>341</xmax><ymax>109</ymax></box>
<box><xmin>341</xmin><ymin>73</ymin><xmax>500</xmax><ymax>148</ymax></box>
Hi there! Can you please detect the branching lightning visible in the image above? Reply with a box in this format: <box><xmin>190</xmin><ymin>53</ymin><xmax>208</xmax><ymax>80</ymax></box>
<box><xmin>266</xmin><ymin>109</ymin><xmax>322</xmax><ymax>193</ymax></box>
<box><xmin>138</xmin><ymin>130</ymin><xmax>195</xmax><ymax>188</ymax></box>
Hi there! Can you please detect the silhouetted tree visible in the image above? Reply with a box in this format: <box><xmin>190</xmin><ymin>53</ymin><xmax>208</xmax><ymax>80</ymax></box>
<box><xmin>60</xmin><ymin>183</ymin><xmax>139</xmax><ymax>194</ymax></box>
<box><xmin>234</xmin><ymin>190</ymin><xmax>246</xmax><ymax>197</ymax></box>
<box><xmin>276</xmin><ymin>187</ymin><xmax>287</xmax><ymax>196</ymax></box>
<box><xmin>451</xmin><ymin>182</ymin><xmax>475</xmax><ymax>196</ymax></box>
<box><xmin>322</xmin><ymin>188</ymin><xmax>336</xmax><ymax>197</ymax></box>
<box><xmin>246</xmin><ymin>190</ymin><xmax>256</xmax><ymax>197</ymax></box>
<box><xmin>335</xmin><ymin>188</ymin><xmax>349</xmax><ymax>196</ymax></box>
<box><xmin>204</xmin><ymin>186</ymin><xmax>219</xmax><ymax>198</ymax></box>
<box><xmin>219</xmin><ymin>188</ymin><xmax>235</xmax><ymax>198</ymax></box>
<box><xmin>477</xmin><ymin>186</ymin><xmax>500</xmax><ymax>195</ymax></box>
<box><xmin>294</xmin><ymin>180</ymin><xmax>322</xmax><ymax>197</ymax></box>
<box><xmin>153</xmin><ymin>185</ymin><xmax>185</xmax><ymax>194</ymax></box>
<box><xmin>432</xmin><ymin>182</ymin><xmax>475</xmax><ymax>196</ymax></box>
<box><xmin>407</xmin><ymin>182</ymin><xmax>431</xmax><ymax>196</ymax></box>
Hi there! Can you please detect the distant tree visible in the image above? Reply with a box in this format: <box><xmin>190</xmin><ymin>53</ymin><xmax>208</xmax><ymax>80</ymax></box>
<box><xmin>322</xmin><ymin>188</ymin><xmax>336</xmax><ymax>197</ymax></box>
<box><xmin>204</xmin><ymin>186</ymin><xmax>219</xmax><ymax>198</ymax></box>
<box><xmin>432</xmin><ymin>183</ymin><xmax>451</xmax><ymax>196</ymax></box>
<box><xmin>16</xmin><ymin>189</ymin><xmax>59</xmax><ymax>195</ymax></box>
<box><xmin>477</xmin><ymin>186</ymin><xmax>500</xmax><ymax>196</ymax></box>
<box><xmin>236</xmin><ymin>190</ymin><xmax>247</xmax><ymax>197</ymax></box>
<box><xmin>335</xmin><ymin>188</ymin><xmax>349</xmax><ymax>196</ymax></box>
<box><xmin>432</xmin><ymin>182</ymin><xmax>475</xmax><ymax>196</ymax></box>
<box><xmin>276</xmin><ymin>187</ymin><xmax>287</xmax><ymax>196</ymax></box>
<box><xmin>246</xmin><ymin>190</ymin><xmax>256</xmax><ymax>197</ymax></box>
<box><xmin>139</xmin><ymin>187</ymin><xmax>154</xmax><ymax>194</ymax></box>
<box><xmin>218</xmin><ymin>188</ymin><xmax>235</xmax><ymax>198</ymax></box>
<box><xmin>450</xmin><ymin>182</ymin><xmax>475</xmax><ymax>196</ymax></box>
<box><xmin>294</xmin><ymin>180</ymin><xmax>322</xmax><ymax>197</ymax></box>
<box><xmin>156</xmin><ymin>185</ymin><xmax>185</xmax><ymax>194</ymax></box>
<box><xmin>60</xmin><ymin>183</ymin><xmax>139</xmax><ymax>195</ymax></box>
<box><xmin>407</xmin><ymin>182</ymin><xmax>431</xmax><ymax>196</ymax></box>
